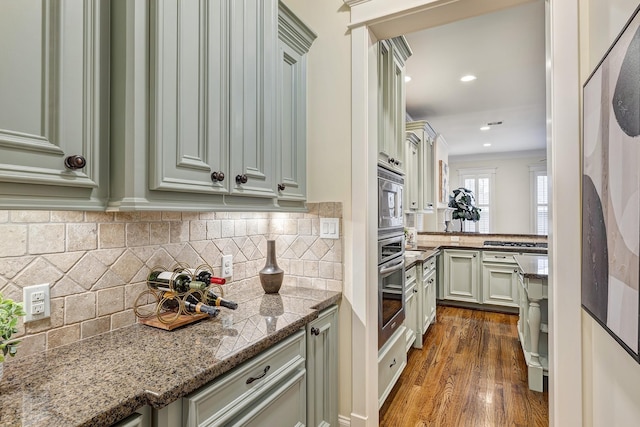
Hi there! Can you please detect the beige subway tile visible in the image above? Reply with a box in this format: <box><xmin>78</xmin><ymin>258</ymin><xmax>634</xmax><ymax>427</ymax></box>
<box><xmin>303</xmin><ymin>260</ymin><xmax>319</xmax><ymax>277</ymax></box>
<box><xmin>50</xmin><ymin>277</ymin><xmax>86</xmax><ymax>298</ymax></box>
<box><xmin>270</xmin><ymin>219</ymin><xmax>284</xmax><ymax>235</ymax></box>
<box><xmin>297</xmin><ymin>219</ymin><xmax>312</xmax><ymax>236</ymax></box>
<box><xmin>283</xmin><ymin>219</ymin><xmax>298</xmax><ymax>235</ymax></box>
<box><xmin>326</xmin><ymin>279</ymin><xmax>342</xmax><ymax>292</ymax></box>
<box><xmin>170</xmin><ymin>221</ymin><xmax>189</xmax><ymax>243</ymax></box>
<box><xmin>182</xmin><ymin>212</ymin><xmax>199</xmax><ymax>221</ymax></box>
<box><xmin>298</xmin><ymin>276</ymin><xmax>312</xmax><ymax>288</ymax></box>
<box><xmin>0</xmin><ymin>257</ymin><xmax>34</xmax><ymax>279</ymax></box>
<box><xmin>206</xmin><ymin>220</ymin><xmax>221</xmax><ymax>239</ymax></box>
<box><xmin>92</xmin><ymin>270</ymin><xmax>125</xmax><ymax>291</ymax></box>
<box><xmin>111</xmin><ymin>309</ymin><xmax>136</xmax><ymax>330</ymax></box>
<box><xmin>139</xmin><ymin>211</ymin><xmax>162</xmax><ymax>221</ymax></box>
<box><xmin>234</xmin><ymin>220</ymin><xmax>247</xmax><ymax>237</ymax></box>
<box><xmin>289</xmin><ymin>259</ymin><xmax>304</xmax><ymax>276</ymax></box>
<box><xmin>81</xmin><ymin>316</ymin><xmax>111</xmax><ymax>339</ymax></box>
<box><xmin>86</xmin><ymin>212</ymin><xmax>114</xmax><ymax>223</ymax></box>
<box><xmin>97</xmin><ymin>287</ymin><xmax>124</xmax><ymax>316</ymax></box>
<box><xmin>150</xmin><ymin>222</ymin><xmax>170</xmax><ymax>245</ymax></box>
<box><xmin>0</xmin><ymin>210</ymin><xmax>8</xmax><ymax>222</ymax></box>
<box><xmin>319</xmin><ymin>261</ymin><xmax>334</xmax><ymax>279</ymax></box>
<box><xmin>215</xmin><ymin>212</ymin><xmax>229</xmax><ymax>219</ymax></box>
<box><xmin>15</xmin><ymin>332</ymin><xmax>47</xmax><ymax>358</ymax></box>
<box><xmin>67</xmin><ymin>223</ymin><xmax>98</xmax><ymax>251</ymax></box>
<box><xmin>199</xmin><ymin>212</ymin><xmax>216</xmax><ymax>220</ymax></box>
<box><xmin>312</xmin><ymin>278</ymin><xmax>327</xmax><ymax>290</ymax></box>
<box><xmin>333</xmin><ymin>263</ymin><xmax>343</xmax><ymax>280</ymax></box>
<box><xmin>126</xmin><ymin>222</ymin><xmax>150</xmax><ymax>247</ymax></box>
<box><xmin>221</xmin><ymin>220</ymin><xmax>234</xmax><ymax>238</ymax></box>
<box><xmin>319</xmin><ymin>202</ymin><xmax>335</xmax><ymax>217</ymax></box>
<box><xmin>44</xmin><ymin>252</ymin><xmax>84</xmax><ymax>273</ymax></box>
<box><xmin>125</xmin><ymin>282</ymin><xmax>148</xmax><ymax>310</ymax></box>
<box><xmin>28</xmin><ymin>224</ymin><xmax>65</xmax><ymax>254</ymax></box>
<box><xmin>190</xmin><ymin>220</ymin><xmax>207</xmax><ymax>241</ymax></box>
<box><xmin>47</xmin><ymin>324</ymin><xmax>80</xmax><ymax>349</ymax></box>
<box><xmin>92</xmin><ymin>248</ymin><xmax>126</xmax><ymax>267</ymax></box>
<box><xmin>99</xmin><ymin>223</ymin><xmax>125</xmax><ymax>249</ymax></box>
<box><xmin>162</xmin><ymin>212</ymin><xmax>182</xmax><ymax>221</ymax></box>
<box><xmin>50</xmin><ymin>211</ymin><xmax>84</xmax><ymax>222</ymax></box>
<box><xmin>335</xmin><ymin>202</ymin><xmax>343</xmax><ymax>218</ymax></box>
<box><xmin>10</xmin><ymin>210</ymin><xmax>50</xmax><ymax>222</ymax></box>
<box><xmin>65</xmin><ymin>293</ymin><xmax>96</xmax><ymax>324</ymax></box>
<box><xmin>0</xmin><ymin>224</ymin><xmax>27</xmax><ymax>257</ymax></box>
<box><xmin>114</xmin><ymin>212</ymin><xmax>139</xmax><ymax>222</ymax></box>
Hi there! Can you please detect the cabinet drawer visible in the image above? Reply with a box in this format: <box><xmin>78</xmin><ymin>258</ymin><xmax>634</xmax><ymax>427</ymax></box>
<box><xmin>183</xmin><ymin>329</ymin><xmax>306</xmax><ymax>427</ymax></box>
<box><xmin>378</xmin><ymin>326</ymin><xmax>407</xmax><ymax>408</ymax></box>
<box><xmin>482</xmin><ymin>251</ymin><xmax>517</xmax><ymax>264</ymax></box>
<box><xmin>405</xmin><ymin>265</ymin><xmax>417</xmax><ymax>285</ymax></box>
<box><xmin>423</xmin><ymin>256</ymin><xmax>436</xmax><ymax>274</ymax></box>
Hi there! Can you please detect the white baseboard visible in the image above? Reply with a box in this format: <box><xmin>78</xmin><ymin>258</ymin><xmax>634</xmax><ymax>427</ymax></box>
<box><xmin>338</xmin><ymin>414</ymin><xmax>351</xmax><ymax>427</ymax></box>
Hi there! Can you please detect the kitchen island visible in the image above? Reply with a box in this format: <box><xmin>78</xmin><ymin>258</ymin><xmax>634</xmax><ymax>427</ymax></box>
<box><xmin>514</xmin><ymin>254</ymin><xmax>549</xmax><ymax>392</ymax></box>
<box><xmin>0</xmin><ymin>284</ymin><xmax>341</xmax><ymax>427</ymax></box>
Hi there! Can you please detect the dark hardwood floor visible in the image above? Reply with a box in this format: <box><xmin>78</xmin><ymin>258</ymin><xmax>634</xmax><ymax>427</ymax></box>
<box><xmin>379</xmin><ymin>306</ymin><xmax>549</xmax><ymax>427</ymax></box>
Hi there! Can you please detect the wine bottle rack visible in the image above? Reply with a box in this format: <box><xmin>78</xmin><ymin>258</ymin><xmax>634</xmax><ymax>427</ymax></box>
<box><xmin>134</xmin><ymin>263</ymin><xmax>225</xmax><ymax>331</ymax></box>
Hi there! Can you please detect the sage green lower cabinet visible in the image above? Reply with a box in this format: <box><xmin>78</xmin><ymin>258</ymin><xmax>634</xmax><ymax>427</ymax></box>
<box><xmin>0</xmin><ymin>0</ymin><xmax>109</xmax><ymax>210</ymax></box>
<box><xmin>306</xmin><ymin>305</ymin><xmax>339</xmax><ymax>427</ymax></box>
<box><xmin>443</xmin><ymin>250</ymin><xmax>480</xmax><ymax>303</ymax></box>
<box><xmin>111</xmin><ymin>406</ymin><xmax>151</xmax><ymax>427</ymax></box>
<box><xmin>481</xmin><ymin>251</ymin><xmax>519</xmax><ymax>308</ymax></box>
<box><xmin>182</xmin><ymin>329</ymin><xmax>306</xmax><ymax>427</ymax></box>
<box><xmin>404</xmin><ymin>265</ymin><xmax>418</xmax><ymax>351</ymax></box>
<box><xmin>378</xmin><ymin>325</ymin><xmax>407</xmax><ymax>409</ymax></box>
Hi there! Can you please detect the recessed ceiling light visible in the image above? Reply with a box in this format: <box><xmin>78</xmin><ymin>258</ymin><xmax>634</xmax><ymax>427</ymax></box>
<box><xmin>480</xmin><ymin>126</ymin><xmax>490</xmax><ymax>131</ymax></box>
<box><xmin>483</xmin><ymin>143</ymin><xmax>492</xmax><ymax>147</ymax></box>
<box><xmin>460</xmin><ymin>75</ymin><xmax>477</xmax><ymax>82</ymax></box>
<box><xmin>405</xmin><ymin>75</ymin><xmax>412</xmax><ymax>82</ymax></box>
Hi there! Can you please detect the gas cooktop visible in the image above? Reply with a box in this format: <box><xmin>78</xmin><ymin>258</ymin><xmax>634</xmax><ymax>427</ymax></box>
<box><xmin>483</xmin><ymin>240</ymin><xmax>547</xmax><ymax>248</ymax></box>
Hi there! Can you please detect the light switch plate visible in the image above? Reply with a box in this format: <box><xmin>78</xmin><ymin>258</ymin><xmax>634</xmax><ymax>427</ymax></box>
<box><xmin>222</xmin><ymin>254</ymin><xmax>233</xmax><ymax>278</ymax></box>
<box><xmin>320</xmin><ymin>218</ymin><xmax>340</xmax><ymax>239</ymax></box>
<box><xmin>23</xmin><ymin>283</ymin><xmax>51</xmax><ymax>323</ymax></box>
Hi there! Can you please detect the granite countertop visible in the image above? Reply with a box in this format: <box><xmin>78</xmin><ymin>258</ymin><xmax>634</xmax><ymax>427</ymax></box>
<box><xmin>0</xmin><ymin>284</ymin><xmax>341</xmax><ymax>427</ymax></box>
<box><xmin>514</xmin><ymin>254</ymin><xmax>549</xmax><ymax>279</ymax></box>
<box><xmin>404</xmin><ymin>247</ymin><xmax>439</xmax><ymax>269</ymax></box>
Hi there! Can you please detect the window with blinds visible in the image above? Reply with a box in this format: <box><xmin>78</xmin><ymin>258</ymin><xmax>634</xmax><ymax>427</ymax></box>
<box><xmin>459</xmin><ymin>171</ymin><xmax>494</xmax><ymax>233</ymax></box>
<box><xmin>529</xmin><ymin>166</ymin><xmax>548</xmax><ymax>235</ymax></box>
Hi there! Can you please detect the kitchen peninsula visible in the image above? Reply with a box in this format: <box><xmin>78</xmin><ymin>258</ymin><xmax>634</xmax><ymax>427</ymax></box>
<box><xmin>0</xmin><ymin>284</ymin><xmax>340</xmax><ymax>427</ymax></box>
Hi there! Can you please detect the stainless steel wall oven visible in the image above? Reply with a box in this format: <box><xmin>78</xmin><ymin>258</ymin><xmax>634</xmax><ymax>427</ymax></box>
<box><xmin>377</xmin><ymin>166</ymin><xmax>405</xmax><ymax>349</ymax></box>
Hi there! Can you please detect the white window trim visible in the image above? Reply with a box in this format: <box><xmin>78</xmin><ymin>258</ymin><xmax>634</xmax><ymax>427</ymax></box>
<box><xmin>529</xmin><ymin>165</ymin><xmax>548</xmax><ymax>235</ymax></box>
<box><xmin>457</xmin><ymin>168</ymin><xmax>496</xmax><ymax>233</ymax></box>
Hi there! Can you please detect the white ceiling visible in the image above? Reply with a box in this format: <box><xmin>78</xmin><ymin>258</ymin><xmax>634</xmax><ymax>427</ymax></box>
<box><xmin>403</xmin><ymin>0</ymin><xmax>546</xmax><ymax>157</ymax></box>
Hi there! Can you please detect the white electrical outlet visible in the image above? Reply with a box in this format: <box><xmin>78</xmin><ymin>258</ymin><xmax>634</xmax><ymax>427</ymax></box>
<box><xmin>222</xmin><ymin>254</ymin><xmax>233</xmax><ymax>278</ymax></box>
<box><xmin>23</xmin><ymin>283</ymin><xmax>51</xmax><ymax>323</ymax></box>
<box><xmin>450</xmin><ymin>236</ymin><xmax>460</xmax><ymax>242</ymax></box>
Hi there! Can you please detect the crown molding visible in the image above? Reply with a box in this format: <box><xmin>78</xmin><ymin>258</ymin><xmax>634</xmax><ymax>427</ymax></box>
<box><xmin>343</xmin><ymin>0</ymin><xmax>372</xmax><ymax>8</ymax></box>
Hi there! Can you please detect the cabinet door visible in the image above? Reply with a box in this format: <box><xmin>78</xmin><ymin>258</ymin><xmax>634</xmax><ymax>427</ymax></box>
<box><xmin>0</xmin><ymin>0</ymin><xmax>108</xmax><ymax>209</ymax></box>
<box><xmin>377</xmin><ymin>40</ymin><xmax>394</xmax><ymax>169</ymax></box>
<box><xmin>443</xmin><ymin>250</ymin><xmax>480</xmax><ymax>303</ymax></box>
<box><xmin>228</xmin><ymin>0</ymin><xmax>277</xmax><ymax>199</ymax></box>
<box><xmin>276</xmin><ymin>4</ymin><xmax>315</xmax><ymax>205</ymax></box>
<box><xmin>404</xmin><ymin>282</ymin><xmax>418</xmax><ymax>351</ymax></box>
<box><xmin>307</xmin><ymin>305</ymin><xmax>338</xmax><ymax>427</ymax></box>
<box><xmin>421</xmin><ymin>134</ymin><xmax>435</xmax><ymax>211</ymax></box>
<box><xmin>149</xmin><ymin>0</ymin><xmax>228</xmax><ymax>195</ymax></box>
<box><xmin>422</xmin><ymin>269</ymin><xmax>436</xmax><ymax>332</ymax></box>
<box><xmin>482</xmin><ymin>263</ymin><xmax>518</xmax><ymax>307</ymax></box>
<box><xmin>404</xmin><ymin>134</ymin><xmax>420</xmax><ymax>211</ymax></box>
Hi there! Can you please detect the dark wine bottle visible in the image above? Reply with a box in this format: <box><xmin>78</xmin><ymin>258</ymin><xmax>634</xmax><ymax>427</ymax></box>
<box><xmin>176</xmin><ymin>268</ymin><xmax>217</xmax><ymax>285</ymax></box>
<box><xmin>184</xmin><ymin>300</ymin><xmax>220</xmax><ymax>317</ymax></box>
<box><xmin>206</xmin><ymin>292</ymin><xmax>238</xmax><ymax>310</ymax></box>
<box><xmin>147</xmin><ymin>270</ymin><xmax>192</xmax><ymax>292</ymax></box>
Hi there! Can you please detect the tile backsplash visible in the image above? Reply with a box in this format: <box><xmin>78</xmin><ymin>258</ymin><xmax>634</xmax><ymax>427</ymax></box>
<box><xmin>0</xmin><ymin>203</ymin><xmax>342</xmax><ymax>360</ymax></box>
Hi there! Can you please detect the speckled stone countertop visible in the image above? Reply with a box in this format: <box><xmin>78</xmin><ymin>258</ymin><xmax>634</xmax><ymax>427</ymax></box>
<box><xmin>0</xmin><ymin>284</ymin><xmax>341</xmax><ymax>427</ymax></box>
<box><xmin>404</xmin><ymin>247</ymin><xmax>439</xmax><ymax>269</ymax></box>
<box><xmin>514</xmin><ymin>254</ymin><xmax>549</xmax><ymax>279</ymax></box>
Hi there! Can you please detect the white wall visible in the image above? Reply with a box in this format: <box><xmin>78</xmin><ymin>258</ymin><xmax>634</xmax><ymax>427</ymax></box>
<box><xmin>579</xmin><ymin>1</ymin><xmax>640</xmax><ymax>425</ymax></box>
<box><xmin>280</xmin><ymin>0</ymin><xmax>354</xmax><ymax>419</ymax></box>
<box><xmin>449</xmin><ymin>151</ymin><xmax>546</xmax><ymax>234</ymax></box>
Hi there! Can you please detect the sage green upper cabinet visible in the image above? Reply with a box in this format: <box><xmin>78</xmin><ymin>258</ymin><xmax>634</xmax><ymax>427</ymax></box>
<box><xmin>110</xmin><ymin>0</ymin><xmax>313</xmax><ymax>211</ymax></box>
<box><xmin>378</xmin><ymin>37</ymin><xmax>411</xmax><ymax>175</ymax></box>
<box><xmin>0</xmin><ymin>0</ymin><xmax>109</xmax><ymax>210</ymax></box>
<box><xmin>404</xmin><ymin>132</ymin><xmax>420</xmax><ymax>211</ymax></box>
<box><xmin>276</xmin><ymin>3</ymin><xmax>316</xmax><ymax>207</ymax></box>
<box><xmin>405</xmin><ymin>121</ymin><xmax>437</xmax><ymax>212</ymax></box>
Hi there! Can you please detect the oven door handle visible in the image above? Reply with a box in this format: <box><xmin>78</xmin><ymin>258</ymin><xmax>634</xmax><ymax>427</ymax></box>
<box><xmin>379</xmin><ymin>259</ymin><xmax>405</xmax><ymax>275</ymax></box>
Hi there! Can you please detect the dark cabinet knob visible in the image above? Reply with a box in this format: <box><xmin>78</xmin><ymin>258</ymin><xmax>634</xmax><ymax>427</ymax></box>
<box><xmin>311</xmin><ymin>327</ymin><xmax>320</xmax><ymax>336</ymax></box>
<box><xmin>389</xmin><ymin>157</ymin><xmax>395</xmax><ymax>164</ymax></box>
<box><xmin>235</xmin><ymin>174</ymin><xmax>248</xmax><ymax>185</ymax></box>
<box><xmin>278</xmin><ymin>183</ymin><xmax>286</xmax><ymax>191</ymax></box>
<box><xmin>395</xmin><ymin>159</ymin><xmax>400</xmax><ymax>165</ymax></box>
<box><xmin>64</xmin><ymin>155</ymin><xmax>86</xmax><ymax>170</ymax></box>
<box><xmin>414</xmin><ymin>289</ymin><xmax>418</xmax><ymax>293</ymax></box>
<box><xmin>211</xmin><ymin>171</ymin><xmax>225</xmax><ymax>182</ymax></box>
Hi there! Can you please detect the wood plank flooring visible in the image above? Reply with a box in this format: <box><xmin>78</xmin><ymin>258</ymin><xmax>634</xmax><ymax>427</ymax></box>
<box><xmin>379</xmin><ymin>306</ymin><xmax>549</xmax><ymax>427</ymax></box>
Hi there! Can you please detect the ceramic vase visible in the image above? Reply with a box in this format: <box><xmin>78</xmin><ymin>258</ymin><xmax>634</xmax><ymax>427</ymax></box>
<box><xmin>259</xmin><ymin>240</ymin><xmax>284</xmax><ymax>293</ymax></box>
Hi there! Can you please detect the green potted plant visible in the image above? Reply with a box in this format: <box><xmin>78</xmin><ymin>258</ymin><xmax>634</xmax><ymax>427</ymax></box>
<box><xmin>448</xmin><ymin>187</ymin><xmax>481</xmax><ymax>231</ymax></box>
<box><xmin>1</xmin><ymin>292</ymin><xmax>26</xmax><ymax>379</ymax></box>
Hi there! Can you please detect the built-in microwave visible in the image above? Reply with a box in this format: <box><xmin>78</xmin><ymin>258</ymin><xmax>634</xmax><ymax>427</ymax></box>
<box><xmin>378</xmin><ymin>166</ymin><xmax>404</xmax><ymax>235</ymax></box>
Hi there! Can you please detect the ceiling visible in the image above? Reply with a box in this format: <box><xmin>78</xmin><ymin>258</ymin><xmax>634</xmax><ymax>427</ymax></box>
<box><xmin>403</xmin><ymin>0</ymin><xmax>546</xmax><ymax>157</ymax></box>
